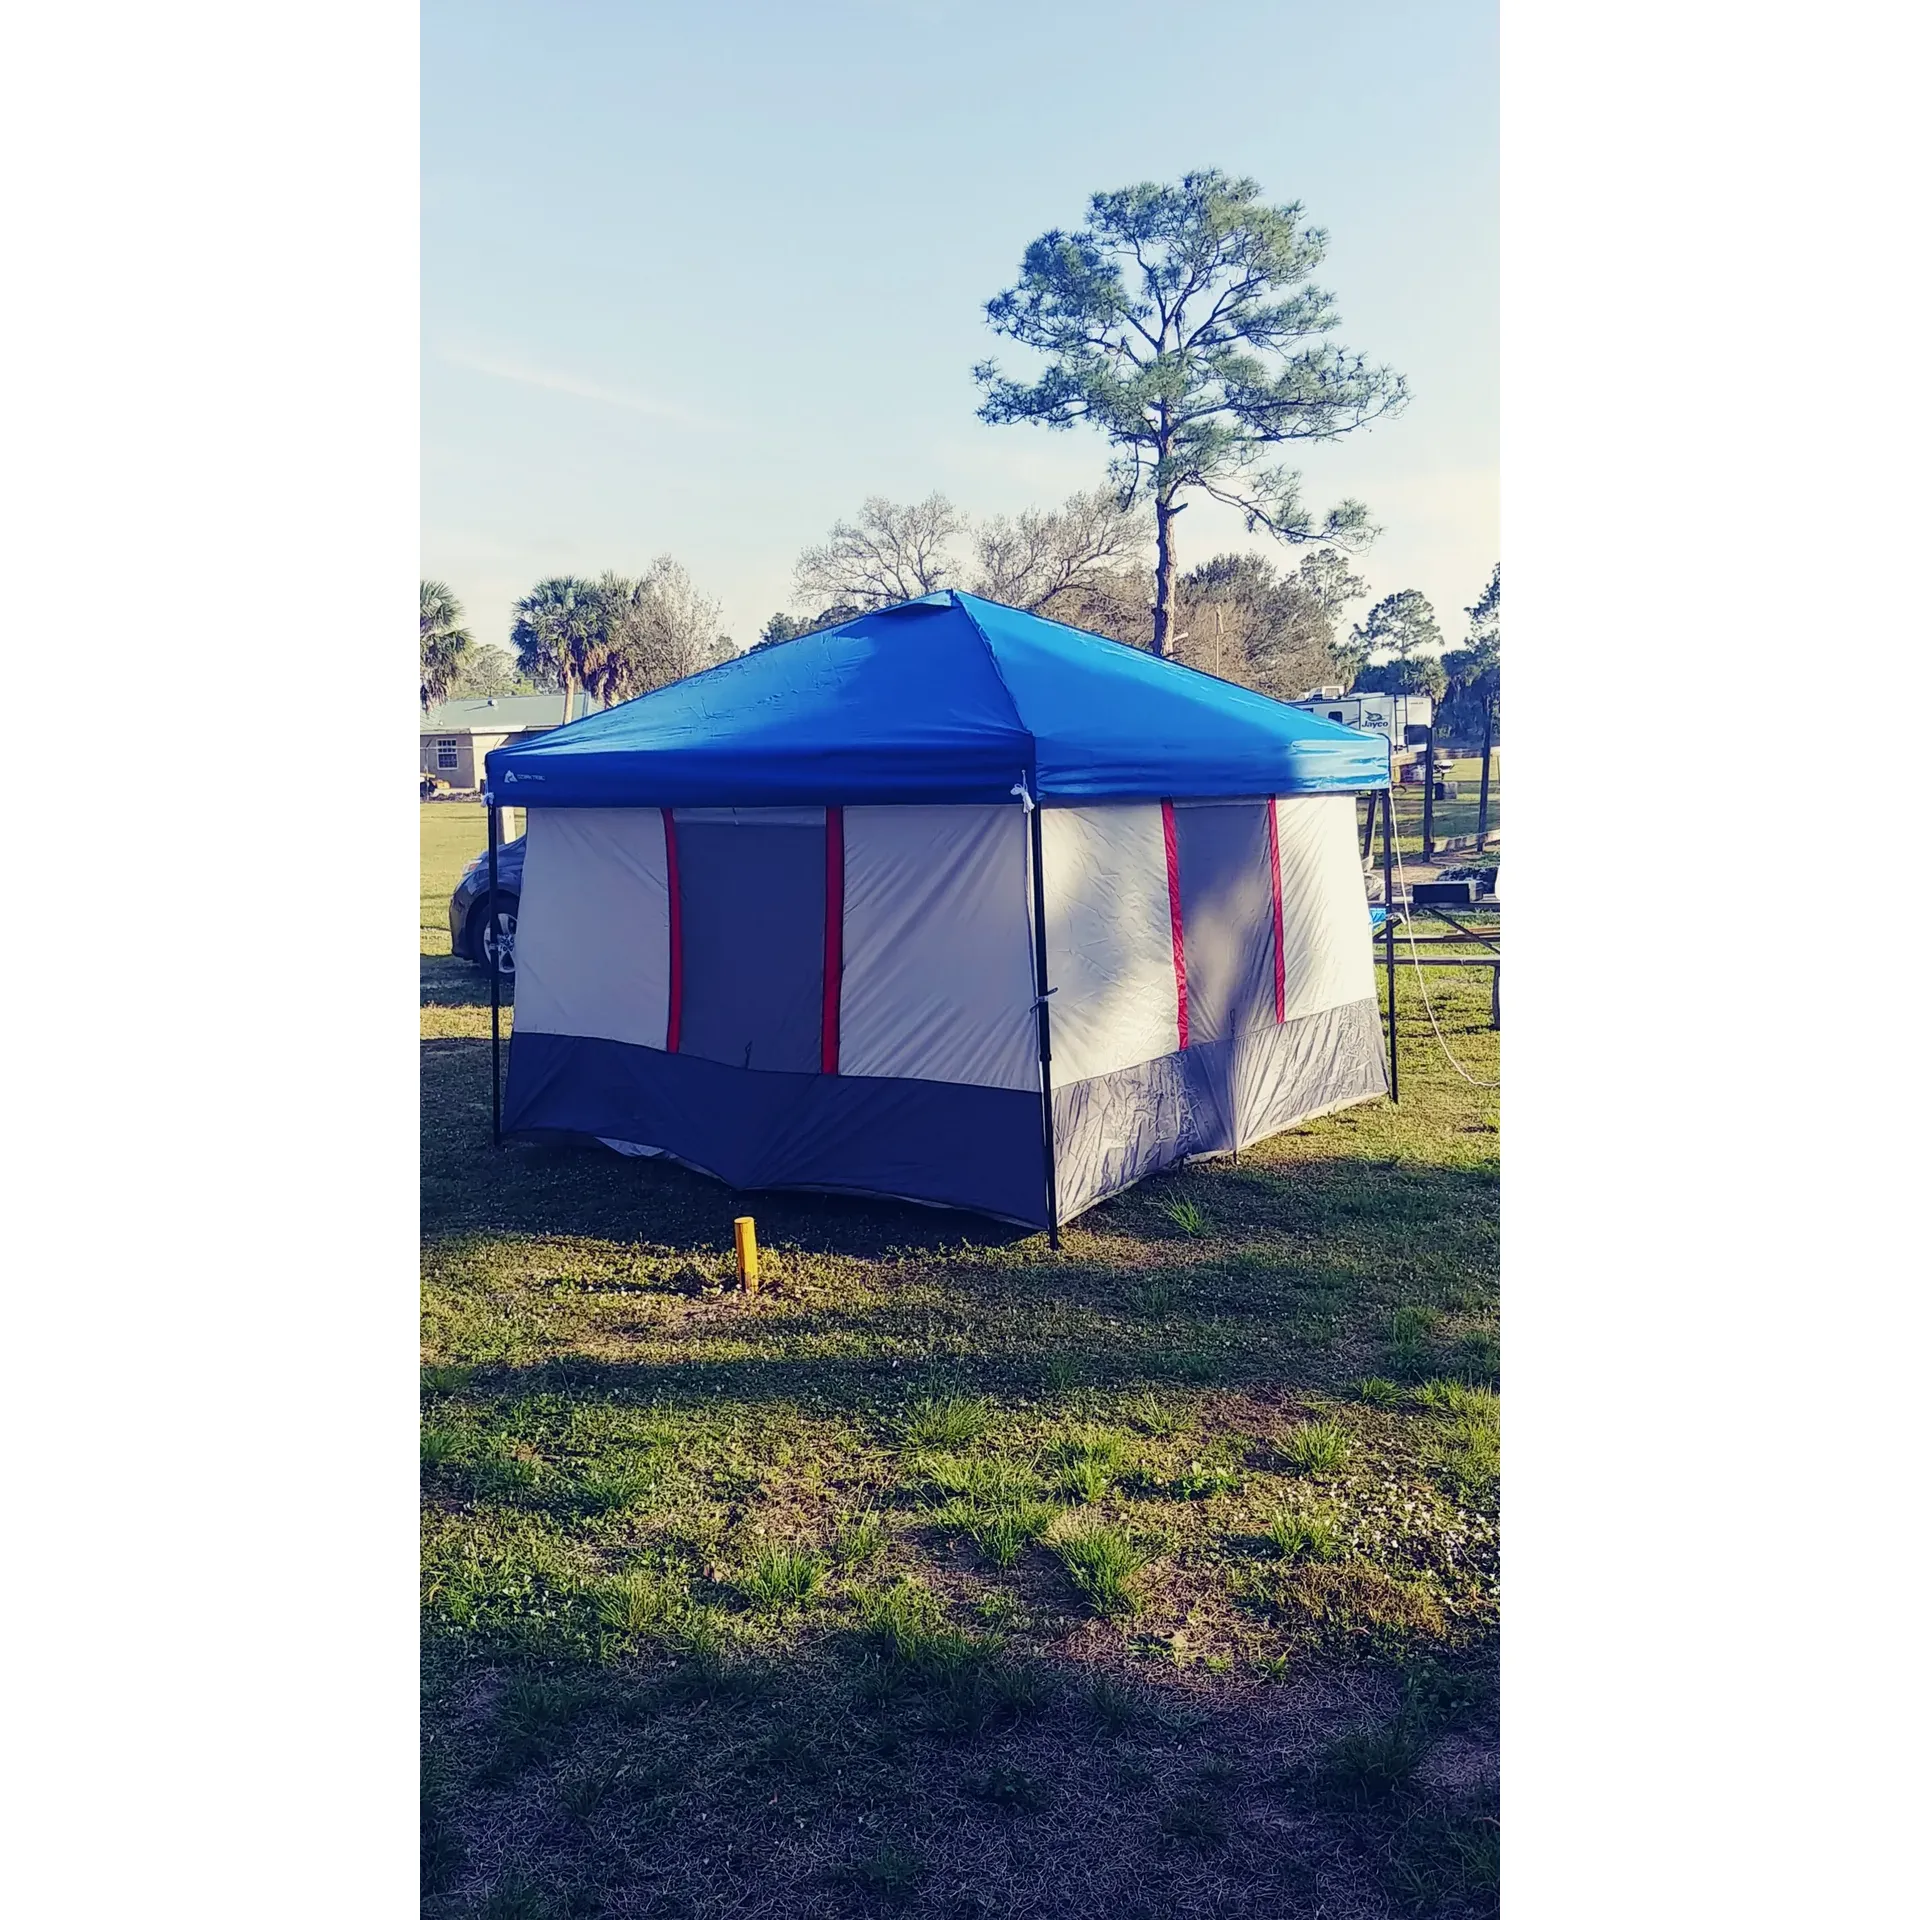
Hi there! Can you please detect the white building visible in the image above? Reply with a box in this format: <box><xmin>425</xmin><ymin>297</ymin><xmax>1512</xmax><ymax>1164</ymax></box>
<box><xmin>1285</xmin><ymin>687</ymin><xmax>1432</xmax><ymax>751</ymax></box>
<box><xmin>420</xmin><ymin>692</ymin><xmax>605</xmax><ymax>792</ymax></box>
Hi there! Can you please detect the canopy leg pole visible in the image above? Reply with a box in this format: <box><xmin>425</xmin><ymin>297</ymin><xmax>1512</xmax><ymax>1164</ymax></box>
<box><xmin>488</xmin><ymin>794</ymin><xmax>502</xmax><ymax>1148</ymax></box>
<box><xmin>1422</xmin><ymin>725</ymin><xmax>1437</xmax><ymax>862</ymax></box>
<box><xmin>1383</xmin><ymin>786</ymin><xmax>1400</xmax><ymax>1104</ymax></box>
<box><xmin>1029</xmin><ymin>800</ymin><xmax>1061</xmax><ymax>1249</ymax></box>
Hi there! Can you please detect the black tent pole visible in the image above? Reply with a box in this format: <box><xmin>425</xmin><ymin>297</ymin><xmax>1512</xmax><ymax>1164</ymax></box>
<box><xmin>488</xmin><ymin>792</ymin><xmax>502</xmax><ymax>1148</ymax></box>
<box><xmin>1383</xmin><ymin>784</ymin><xmax>1400</xmax><ymax>1104</ymax></box>
<box><xmin>1422</xmin><ymin>723</ymin><xmax>1437</xmax><ymax>862</ymax></box>
<box><xmin>1029</xmin><ymin>798</ymin><xmax>1061</xmax><ymax>1249</ymax></box>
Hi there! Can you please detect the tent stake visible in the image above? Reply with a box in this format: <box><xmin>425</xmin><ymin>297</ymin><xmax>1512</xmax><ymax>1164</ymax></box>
<box><xmin>1029</xmin><ymin>800</ymin><xmax>1061</xmax><ymax>1249</ymax></box>
<box><xmin>1383</xmin><ymin>786</ymin><xmax>1399</xmax><ymax>1104</ymax></box>
<box><xmin>488</xmin><ymin>793</ymin><xmax>502</xmax><ymax>1148</ymax></box>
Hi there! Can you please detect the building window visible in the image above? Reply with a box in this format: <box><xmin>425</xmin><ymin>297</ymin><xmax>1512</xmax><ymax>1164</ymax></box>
<box><xmin>436</xmin><ymin>738</ymin><xmax>459</xmax><ymax>769</ymax></box>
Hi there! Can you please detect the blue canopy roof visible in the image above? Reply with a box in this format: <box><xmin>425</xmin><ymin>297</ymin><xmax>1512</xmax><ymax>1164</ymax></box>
<box><xmin>486</xmin><ymin>591</ymin><xmax>1388</xmax><ymax>807</ymax></box>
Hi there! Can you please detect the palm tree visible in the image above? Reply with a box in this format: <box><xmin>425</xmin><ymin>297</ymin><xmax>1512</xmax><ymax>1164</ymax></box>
<box><xmin>509</xmin><ymin>577</ymin><xmax>606</xmax><ymax>723</ymax></box>
<box><xmin>420</xmin><ymin>580</ymin><xmax>472</xmax><ymax>709</ymax></box>
<box><xmin>592</xmin><ymin>572</ymin><xmax>655</xmax><ymax>705</ymax></box>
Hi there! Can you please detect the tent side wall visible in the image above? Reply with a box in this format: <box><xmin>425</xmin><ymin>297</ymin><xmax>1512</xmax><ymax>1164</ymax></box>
<box><xmin>503</xmin><ymin>803</ymin><xmax>1051</xmax><ymax>1227</ymax></box>
<box><xmin>1042</xmin><ymin>794</ymin><xmax>1386</xmax><ymax>1222</ymax></box>
<box><xmin>499</xmin><ymin>788</ymin><xmax>1384</xmax><ymax>1232</ymax></box>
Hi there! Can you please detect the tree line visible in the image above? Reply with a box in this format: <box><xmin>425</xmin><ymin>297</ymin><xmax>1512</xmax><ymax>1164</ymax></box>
<box><xmin>759</xmin><ymin>485</ymin><xmax>1373</xmax><ymax>700</ymax></box>
<box><xmin>419</xmin><ymin>557</ymin><xmax>729</xmax><ymax>714</ymax></box>
<box><xmin>424</xmin><ymin>165</ymin><xmax>1495</xmax><ymax>763</ymax></box>
<box><xmin>764</xmin><ymin>487</ymin><xmax>1496</xmax><ymax>744</ymax></box>
<box><xmin>424</xmin><ymin>518</ymin><xmax>1496</xmax><ymax>765</ymax></box>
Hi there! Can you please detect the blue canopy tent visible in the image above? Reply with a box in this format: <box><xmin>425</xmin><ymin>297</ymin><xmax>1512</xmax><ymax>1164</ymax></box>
<box><xmin>486</xmin><ymin>591</ymin><xmax>1395</xmax><ymax>1240</ymax></box>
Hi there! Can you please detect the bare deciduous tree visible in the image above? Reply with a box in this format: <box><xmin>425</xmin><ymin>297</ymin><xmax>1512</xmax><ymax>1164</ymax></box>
<box><xmin>970</xmin><ymin>488</ymin><xmax>1144</xmax><ymax>614</ymax></box>
<box><xmin>790</xmin><ymin>486</ymin><xmax>1145</xmax><ymax>632</ymax></box>
<box><xmin>1182</xmin><ymin>549</ymin><xmax>1371</xmax><ymax>693</ymax></box>
<box><xmin>793</xmin><ymin>494</ymin><xmax>965</xmax><ymax>612</ymax></box>
<box><xmin>598</xmin><ymin>558</ymin><xmax>731</xmax><ymax>700</ymax></box>
<box><xmin>781</xmin><ymin>476</ymin><xmax>1402</xmax><ymax>716</ymax></box>
<box><xmin>1036</xmin><ymin>560</ymin><xmax>1157</xmax><ymax>650</ymax></box>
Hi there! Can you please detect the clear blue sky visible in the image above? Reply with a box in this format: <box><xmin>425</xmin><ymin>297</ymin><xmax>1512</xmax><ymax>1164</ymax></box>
<box><xmin>424</xmin><ymin>0</ymin><xmax>1497</xmax><ymax>659</ymax></box>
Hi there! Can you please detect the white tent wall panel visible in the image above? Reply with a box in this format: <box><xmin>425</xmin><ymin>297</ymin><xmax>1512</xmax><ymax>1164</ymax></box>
<box><xmin>838</xmin><ymin>805</ymin><xmax>1040</xmax><ymax>1092</ymax></box>
<box><xmin>1273</xmin><ymin>794</ymin><xmax>1377</xmax><ymax>1022</ymax></box>
<box><xmin>510</xmin><ymin>808</ymin><xmax>672</xmax><ymax>1051</ymax></box>
<box><xmin>1041</xmin><ymin>803</ymin><xmax>1181</xmax><ymax>1088</ymax></box>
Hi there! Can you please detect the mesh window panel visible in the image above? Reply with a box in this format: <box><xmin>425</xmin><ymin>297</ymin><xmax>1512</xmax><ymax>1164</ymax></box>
<box><xmin>673</xmin><ymin>814</ymin><xmax>827</xmax><ymax>1074</ymax></box>
<box><xmin>1170</xmin><ymin>801</ymin><xmax>1279</xmax><ymax>1046</ymax></box>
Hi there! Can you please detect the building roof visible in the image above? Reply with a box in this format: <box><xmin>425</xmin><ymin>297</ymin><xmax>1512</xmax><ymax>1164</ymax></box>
<box><xmin>487</xmin><ymin>591</ymin><xmax>1387</xmax><ymax>807</ymax></box>
<box><xmin>1290</xmin><ymin>691</ymin><xmax>1428</xmax><ymax>705</ymax></box>
<box><xmin>421</xmin><ymin>693</ymin><xmax>604</xmax><ymax>734</ymax></box>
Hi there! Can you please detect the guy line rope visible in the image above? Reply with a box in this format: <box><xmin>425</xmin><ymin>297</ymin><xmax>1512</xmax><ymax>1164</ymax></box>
<box><xmin>1384</xmin><ymin>785</ymin><xmax>1500</xmax><ymax>1091</ymax></box>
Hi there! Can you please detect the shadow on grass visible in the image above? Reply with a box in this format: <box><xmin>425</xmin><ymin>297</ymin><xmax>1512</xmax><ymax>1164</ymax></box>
<box><xmin>422</xmin><ymin>956</ymin><xmax>514</xmax><ymax>1010</ymax></box>
<box><xmin>421</xmin><ymin>1622</ymin><xmax>1498</xmax><ymax>1920</ymax></box>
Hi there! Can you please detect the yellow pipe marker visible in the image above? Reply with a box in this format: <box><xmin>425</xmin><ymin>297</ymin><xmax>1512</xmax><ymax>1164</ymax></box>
<box><xmin>733</xmin><ymin>1216</ymin><xmax>760</xmax><ymax>1293</ymax></box>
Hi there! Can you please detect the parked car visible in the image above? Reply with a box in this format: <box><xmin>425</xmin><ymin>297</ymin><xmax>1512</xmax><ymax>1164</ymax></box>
<box><xmin>448</xmin><ymin>833</ymin><xmax>526</xmax><ymax>976</ymax></box>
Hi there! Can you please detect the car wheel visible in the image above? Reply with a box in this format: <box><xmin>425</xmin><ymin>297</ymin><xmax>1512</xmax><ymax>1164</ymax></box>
<box><xmin>475</xmin><ymin>894</ymin><xmax>518</xmax><ymax>977</ymax></box>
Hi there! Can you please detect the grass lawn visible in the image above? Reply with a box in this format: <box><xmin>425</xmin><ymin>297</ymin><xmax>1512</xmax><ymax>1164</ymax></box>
<box><xmin>421</xmin><ymin>805</ymin><xmax>1500</xmax><ymax>1919</ymax></box>
<box><xmin>1381</xmin><ymin>754</ymin><xmax>1499</xmax><ymax>858</ymax></box>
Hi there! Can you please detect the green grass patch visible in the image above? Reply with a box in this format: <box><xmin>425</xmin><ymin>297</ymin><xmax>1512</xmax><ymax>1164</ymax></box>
<box><xmin>1051</xmin><ymin>1522</ymin><xmax>1152</xmax><ymax>1618</ymax></box>
<box><xmin>829</xmin><ymin>1510</ymin><xmax>885</xmax><ymax>1567</ymax></box>
<box><xmin>1413</xmin><ymin>1378</ymin><xmax>1499</xmax><ymax>1421</ymax></box>
<box><xmin>919</xmin><ymin>1452</ymin><xmax>1041</xmax><ymax>1504</ymax></box>
<box><xmin>733</xmin><ymin>1544</ymin><xmax>829</xmax><ymax>1613</ymax></box>
<box><xmin>1046</xmin><ymin>1425</ymin><xmax>1132</xmax><ymax>1502</ymax></box>
<box><xmin>901</xmin><ymin>1393</ymin><xmax>991</xmax><ymax>1450</ymax></box>
<box><xmin>959</xmin><ymin>1499</ymin><xmax>1057</xmax><ymax>1568</ymax></box>
<box><xmin>1159</xmin><ymin>1196</ymin><xmax>1210</xmax><ymax>1237</ymax></box>
<box><xmin>1233</xmin><ymin>1557</ymin><xmax>1445</xmax><ymax>1653</ymax></box>
<box><xmin>1263</xmin><ymin>1506</ymin><xmax>1341</xmax><ymax>1562</ymax></box>
<box><xmin>1413</xmin><ymin>1381</ymin><xmax>1500</xmax><ymax>1497</ymax></box>
<box><xmin>1317</xmin><ymin>1717</ymin><xmax>1429</xmax><ymax>1808</ymax></box>
<box><xmin>1120</xmin><ymin>1391</ymin><xmax>1191</xmax><ymax>1437</ymax></box>
<box><xmin>1276</xmin><ymin>1418</ymin><xmax>1353</xmax><ymax>1475</ymax></box>
<box><xmin>1387</xmin><ymin>1304</ymin><xmax>1443</xmax><ymax>1375</ymax></box>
